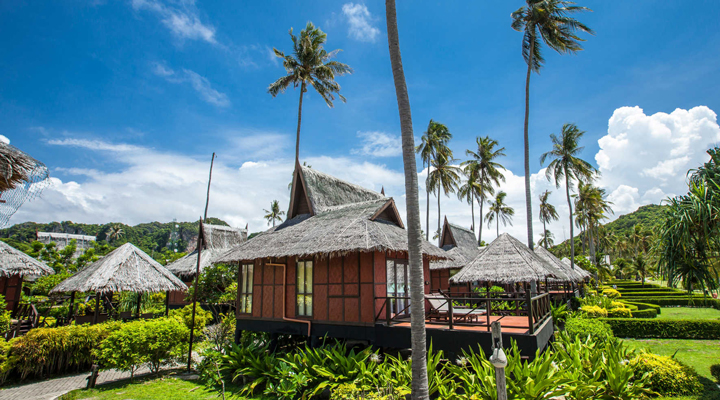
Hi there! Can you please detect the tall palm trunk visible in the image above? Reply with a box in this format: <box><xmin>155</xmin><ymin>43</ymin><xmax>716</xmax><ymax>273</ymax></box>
<box><xmin>589</xmin><ymin>222</ymin><xmax>596</xmax><ymax>267</ymax></box>
<box><xmin>385</xmin><ymin>1</ymin><xmax>429</xmax><ymax>398</ymax></box>
<box><xmin>496</xmin><ymin>210</ymin><xmax>500</xmax><ymax>237</ymax></box>
<box><xmin>580</xmin><ymin>226</ymin><xmax>586</xmax><ymax>254</ymax></box>
<box><xmin>478</xmin><ymin>196</ymin><xmax>484</xmax><ymax>245</ymax></box>
<box><xmin>565</xmin><ymin>173</ymin><xmax>575</xmax><ymax>270</ymax></box>
<box><xmin>425</xmin><ymin>161</ymin><xmax>430</xmax><ymax>241</ymax></box>
<box><xmin>470</xmin><ymin>192</ymin><xmax>475</xmax><ymax>232</ymax></box>
<box><xmin>437</xmin><ymin>187</ymin><xmax>441</xmax><ymax>246</ymax></box>
<box><xmin>542</xmin><ymin>220</ymin><xmax>547</xmax><ymax>249</ymax></box>
<box><xmin>523</xmin><ymin>36</ymin><xmax>535</xmax><ymax>250</ymax></box>
<box><xmin>295</xmin><ymin>82</ymin><xmax>306</xmax><ymax>163</ymax></box>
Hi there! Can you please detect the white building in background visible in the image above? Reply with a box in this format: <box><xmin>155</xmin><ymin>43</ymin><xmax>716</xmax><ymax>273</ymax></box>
<box><xmin>36</xmin><ymin>232</ymin><xmax>96</xmax><ymax>255</ymax></box>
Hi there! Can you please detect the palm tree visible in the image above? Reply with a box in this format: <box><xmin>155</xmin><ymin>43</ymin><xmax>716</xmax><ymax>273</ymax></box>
<box><xmin>485</xmin><ymin>191</ymin><xmax>515</xmax><ymax>237</ymax></box>
<box><xmin>538</xmin><ymin>190</ymin><xmax>559</xmax><ymax>249</ymax></box>
<box><xmin>428</xmin><ymin>149</ymin><xmax>461</xmax><ymax>244</ymax></box>
<box><xmin>385</xmin><ymin>1</ymin><xmax>429</xmax><ymax>397</ymax></box>
<box><xmin>269</xmin><ymin>22</ymin><xmax>352</xmax><ymax>162</ymax></box>
<box><xmin>263</xmin><ymin>200</ymin><xmax>285</xmax><ymax>227</ymax></box>
<box><xmin>462</xmin><ymin>136</ymin><xmax>506</xmax><ymax>245</ymax></box>
<box><xmin>511</xmin><ymin>0</ymin><xmax>593</xmax><ymax>249</ymax></box>
<box><xmin>107</xmin><ymin>224</ymin><xmax>124</xmax><ymax>242</ymax></box>
<box><xmin>538</xmin><ymin>230</ymin><xmax>554</xmax><ymax>248</ymax></box>
<box><xmin>416</xmin><ymin>120</ymin><xmax>451</xmax><ymax>241</ymax></box>
<box><xmin>574</xmin><ymin>181</ymin><xmax>613</xmax><ymax>268</ymax></box>
<box><xmin>541</xmin><ymin>123</ymin><xmax>595</xmax><ymax>271</ymax></box>
<box><xmin>457</xmin><ymin>167</ymin><xmax>481</xmax><ymax>233</ymax></box>
<box><xmin>633</xmin><ymin>253</ymin><xmax>649</xmax><ymax>287</ymax></box>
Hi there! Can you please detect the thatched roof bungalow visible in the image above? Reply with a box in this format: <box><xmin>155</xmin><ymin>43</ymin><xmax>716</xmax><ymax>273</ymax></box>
<box><xmin>429</xmin><ymin>217</ymin><xmax>485</xmax><ymax>293</ymax></box>
<box><xmin>0</xmin><ymin>241</ymin><xmax>54</xmax><ymax>312</ymax></box>
<box><xmin>450</xmin><ymin>233</ymin><xmax>561</xmax><ymax>285</ymax></box>
<box><xmin>534</xmin><ymin>246</ymin><xmax>584</xmax><ymax>283</ymax></box>
<box><xmin>217</xmin><ymin>162</ymin><xmax>446</xmax><ymax>339</ymax></box>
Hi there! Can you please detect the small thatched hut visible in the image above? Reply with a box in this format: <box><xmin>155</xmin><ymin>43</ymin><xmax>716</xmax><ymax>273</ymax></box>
<box><xmin>165</xmin><ymin>224</ymin><xmax>247</xmax><ymax>307</ymax></box>
<box><xmin>51</xmin><ymin>243</ymin><xmax>187</xmax><ymax>322</ymax></box>
<box><xmin>450</xmin><ymin>233</ymin><xmax>561</xmax><ymax>285</ymax></box>
<box><xmin>561</xmin><ymin>257</ymin><xmax>592</xmax><ymax>280</ymax></box>
<box><xmin>429</xmin><ymin>217</ymin><xmax>485</xmax><ymax>293</ymax></box>
<box><xmin>0</xmin><ymin>241</ymin><xmax>54</xmax><ymax>312</ymax></box>
<box><xmin>216</xmin><ymin>162</ymin><xmax>446</xmax><ymax>339</ymax></box>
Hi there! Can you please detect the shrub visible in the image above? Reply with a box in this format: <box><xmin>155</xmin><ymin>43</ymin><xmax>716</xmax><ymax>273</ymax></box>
<box><xmin>711</xmin><ymin>364</ymin><xmax>720</xmax><ymax>383</ymax></box>
<box><xmin>138</xmin><ymin>318</ymin><xmax>188</xmax><ymax>374</ymax></box>
<box><xmin>602</xmin><ymin>318</ymin><xmax>720</xmax><ymax>339</ymax></box>
<box><xmin>0</xmin><ymin>338</ymin><xmax>11</xmax><ymax>385</ymax></box>
<box><xmin>611</xmin><ymin>301</ymin><xmax>631</xmax><ymax>309</ymax></box>
<box><xmin>9</xmin><ymin>321</ymin><xmax>122</xmax><ymax>379</ymax></box>
<box><xmin>30</xmin><ymin>273</ymin><xmax>72</xmax><ymax>296</ymax></box>
<box><xmin>608</xmin><ymin>307</ymin><xmax>632</xmax><ymax>318</ymax></box>
<box><xmin>630</xmin><ymin>309</ymin><xmax>658</xmax><ymax>319</ymax></box>
<box><xmin>0</xmin><ymin>296</ymin><xmax>11</xmax><ymax>334</ymax></box>
<box><xmin>565</xmin><ymin>317</ymin><xmax>614</xmax><ymax>342</ymax></box>
<box><xmin>170</xmin><ymin>304</ymin><xmax>213</xmax><ymax>339</ymax></box>
<box><xmin>620</xmin><ymin>297</ymin><xmax>720</xmax><ymax>309</ymax></box>
<box><xmin>602</xmin><ymin>288</ymin><xmax>621</xmax><ymax>299</ymax></box>
<box><xmin>95</xmin><ymin>320</ymin><xmax>145</xmax><ymax>378</ymax></box>
<box><xmin>621</xmin><ymin>301</ymin><xmax>661</xmax><ymax>314</ymax></box>
<box><xmin>631</xmin><ymin>353</ymin><xmax>703</xmax><ymax>396</ymax></box>
<box><xmin>205</xmin><ymin>313</ymin><xmax>236</xmax><ymax>353</ymax></box>
<box><xmin>331</xmin><ymin>383</ymin><xmax>401</xmax><ymax>400</ymax></box>
<box><xmin>579</xmin><ymin>305</ymin><xmax>608</xmax><ymax>318</ymax></box>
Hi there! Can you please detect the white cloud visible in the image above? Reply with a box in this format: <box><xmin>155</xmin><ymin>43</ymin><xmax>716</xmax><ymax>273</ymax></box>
<box><xmin>0</xmin><ymin>135</ymin><xmax>10</xmax><ymax>144</ymax></box>
<box><xmin>342</xmin><ymin>3</ymin><xmax>380</xmax><ymax>42</ymax></box>
<box><xmin>131</xmin><ymin>0</ymin><xmax>216</xmax><ymax>44</ymax></box>
<box><xmin>152</xmin><ymin>62</ymin><xmax>230</xmax><ymax>108</ymax></box>
<box><xmin>351</xmin><ymin>131</ymin><xmax>401</xmax><ymax>157</ymax></box>
<box><xmin>48</xmin><ymin>138</ymin><xmax>145</xmax><ymax>152</ymax></box>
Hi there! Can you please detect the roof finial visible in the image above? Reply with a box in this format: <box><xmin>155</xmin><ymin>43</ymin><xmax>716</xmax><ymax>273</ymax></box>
<box><xmin>381</xmin><ymin>186</ymin><xmax>385</xmax><ymax>195</ymax></box>
<box><xmin>245</xmin><ymin>223</ymin><xmax>248</xmax><ymax>230</ymax></box>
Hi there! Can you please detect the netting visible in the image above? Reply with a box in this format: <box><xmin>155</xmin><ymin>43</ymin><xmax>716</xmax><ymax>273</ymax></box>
<box><xmin>0</xmin><ymin>142</ymin><xmax>50</xmax><ymax>227</ymax></box>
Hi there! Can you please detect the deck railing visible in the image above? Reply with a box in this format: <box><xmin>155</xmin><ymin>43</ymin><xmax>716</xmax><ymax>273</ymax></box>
<box><xmin>375</xmin><ymin>291</ymin><xmax>552</xmax><ymax>334</ymax></box>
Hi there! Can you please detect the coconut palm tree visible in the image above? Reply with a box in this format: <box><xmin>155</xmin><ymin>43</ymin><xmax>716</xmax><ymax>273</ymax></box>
<box><xmin>416</xmin><ymin>120</ymin><xmax>451</xmax><ymax>241</ymax></box>
<box><xmin>538</xmin><ymin>230</ymin><xmax>554</xmax><ymax>248</ymax></box>
<box><xmin>462</xmin><ymin>136</ymin><xmax>506</xmax><ymax>246</ymax></box>
<box><xmin>485</xmin><ymin>191</ymin><xmax>515</xmax><ymax>237</ymax></box>
<box><xmin>574</xmin><ymin>181</ymin><xmax>613</xmax><ymax>268</ymax></box>
<box><xmin>385</xmin><ymin>1</ymin><xmax>429</xmax><ymax>397</ymax></box>
<box><xmin>457</xmin><ymin>165</ymin><xmax>481</xmax><ymax>233</ymax></box>
<box><xmin>633</xmin><ymin>253</ymin><xmax>649</xmax><ymax>287</ymax></box>
<box><xmin>511</xmin><ymin>0</ymin><xmax>593</xmax><ymax>249</ymax></box>
<box><xmin>107</xmin><ymin>224</ymin><xmax>124</xmax><ymax>242</ymax></box>
<box><xmin>263</xmin><ymin>200</ymin><xmax>285</xmax><ymax>227</ymax></box>
<box><xmin>428</xmin><ymin>149</ymin><xmax>461</xmax><ymax>244</ymax></box>
<box><xmin>541</xmin><ymin>123</ymin><xmax>595</xmax><ymax>270</ymax></box>
<box><xmin>269</xmin><ymin>22</ymin><xmax>352</xmax><ymax>162</ymax></box>
<box><xmin>538</xmin><ymin>190</ymin><xmax>559</xmax><ymax>249</ymax></box>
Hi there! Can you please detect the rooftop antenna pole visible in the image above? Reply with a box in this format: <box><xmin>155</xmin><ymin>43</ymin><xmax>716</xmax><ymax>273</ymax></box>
<box><xmin>187</xmin><ymin>152</ymin><xmax>215</xmax><ymax>372</ymax></box>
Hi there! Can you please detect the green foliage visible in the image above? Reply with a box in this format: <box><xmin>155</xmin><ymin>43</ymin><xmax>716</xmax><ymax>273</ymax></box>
<box><xmin>619</xmin><ymin>296</ymin><xmax>720</xmax><ymax>309</ymax></box>
<box><xmin>9</xmin><ymin>321</ymin><xmax>121</xmax><ymax>379</ymax></box>
<box><xmin>608</xmin><ymin>307</ymin><xmax>632</xmax><ymax>318</ymax></box>
<box><xmin>565</xmin><ymin>317</ymin><xmax>614</xmax><ymax>342</ymax></box>
<box><xmin>630</xmin><ymin>309</ymin><xmax>658</xmax><ymax>319</ymax></box>
<box><xmin>95</xmin><ymin>321</ymin><xmax>145</xmax><ymax>377</ymax></box>
<box><xmin>602</xmin><ymin>288</ymin><xmax>621</xmax><ymax>298</ymax></box>
<box><xmin>551</xmin><ymin>303</ymin><xmax>570</xmax><ymax>325</ymax></box>
<box><xmin>631</xmin><ymin>353</ymin><xmax>703</xmax><ymax>396</ymax></box>
<box><xmin>0</xmin><ymin>338</ymin><xmax>11</xmax><ymax>385</ymax></box>
<box><xmin>170</xmin><ymin>304</ymin><xmax>213</xmax><ymax>339</ymax></box>
<box><xmin>603</xmin><ymin>318</ymin><xmax>720</xmax><ymax>339</ymax></box>
<box><xmin>711</xmin><ymin>364</ymin><xmax>720</xmax><ymax>383</ymax></box>
<box><xmin>204</xmin><ymin>313</ymin><xmax>236</xmax><ymax>353</ymax></box>
<box><xmin>186</xmin><ymin>263</ymin><xmax>237</xmax><ymax>304</ymax></box>
<box><xmin>0</xmin><ymin>296</ymin><xmax>11</xmax><ymax>334</ymax></box>
<box><xmin>331</xmin><ymin>383</ymin><xmax>401</xmax><ymax>400</ymax></box>
<box><xmin>30</xmin><ymin>272</ymin><xmax>72</xmax><ymax>296</ymax></box>
<box><xmin>580</xmin><ymin>305</ymin><xmax>608</xmax><ymax>318</ymax></box>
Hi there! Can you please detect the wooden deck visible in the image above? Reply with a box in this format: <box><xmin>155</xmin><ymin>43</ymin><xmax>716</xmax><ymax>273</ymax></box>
<box><xmin>391</xmin><ymin>315</ymin><xmax>533</xmax><ymax>334</ymax></box>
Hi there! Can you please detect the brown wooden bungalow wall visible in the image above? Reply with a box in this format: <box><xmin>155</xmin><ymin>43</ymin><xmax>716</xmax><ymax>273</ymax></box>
<box><xmin>430</xmin><ymin>269</ymin><xmax>471</xmax><ymax>295</ymax></box>
<box><xmin>0</xmin><ymin>274</ymin><xmax>23</xmax><ymax>312</ymax></box>
<box><xmin>238</xmin><ymin>250</ymin><xmax>431</xmax><ymax>328</ymax></box>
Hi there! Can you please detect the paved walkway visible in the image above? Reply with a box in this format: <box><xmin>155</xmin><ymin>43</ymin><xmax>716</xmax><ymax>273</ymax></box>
<box><xmin>0</xmin><ymin>365</ymin><xmax>179</xmax><ymax>400</ymax></box>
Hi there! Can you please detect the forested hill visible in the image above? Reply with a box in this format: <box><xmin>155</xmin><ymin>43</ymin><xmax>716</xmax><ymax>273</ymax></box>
<box><xmin>0</xmin><ymin>218</ymin><xmax>229</xmax><ymax>255</ymax></box>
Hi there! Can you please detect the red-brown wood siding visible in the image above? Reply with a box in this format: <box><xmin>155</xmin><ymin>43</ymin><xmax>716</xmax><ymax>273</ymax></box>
<box><xmin>0</xmin><ymin>274</ymin><xmax>22</xmax><ymax>312</ymax></box>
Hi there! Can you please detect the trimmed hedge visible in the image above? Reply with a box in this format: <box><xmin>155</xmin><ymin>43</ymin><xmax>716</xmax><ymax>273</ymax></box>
<box><xmin>617</xmin><ymin>291</ymin><xmax>696</xmax><ymax>297</ymax></box>
<box><xmin>620</xmin><ymin>297</ymin><xmax>720</xmax><ymax>309</ymax></box>
<box><xmin>630</xmin><ymin>309</ymin><xmax>657</xmax><ymax>319</ymax></box>
<box><xmin>621</xmin><ymin>301</ymin><xmax>661</xmax><ymax>314</ymax></box>
<box><xmin>602</xmin><ymin>318</ymin><xmax>720</xmax><ymax>339</ymax></box>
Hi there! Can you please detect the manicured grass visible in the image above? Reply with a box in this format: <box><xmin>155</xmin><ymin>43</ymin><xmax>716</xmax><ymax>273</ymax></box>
<box><xmin>59</xmin><ymin>375</ymin><xmax>259</xmax><ymax>400</ymax></box>
<box><xmin>624</xmin><ymin>338</ymin><xmax>720</xmax><ymax>400</ymax></box>
<box><xmin>656</xmin><ymin>306</ymin><xmax>720</xmax><ymax>320</ymax></box>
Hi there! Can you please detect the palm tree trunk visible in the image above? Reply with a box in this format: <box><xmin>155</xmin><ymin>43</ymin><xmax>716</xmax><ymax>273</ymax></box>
<box><xmin>437</xmin><ymin>187</ymin><xmax>441</xmax><ymax>246</ymax></box>
<box><xmin>385</xmin><ymin>1</ymin><xmax>429</xmax><ymax>398</ymax></box>
<box><xmin>425</xmin><ymin>160</ymin><xmax>430</xmax><ymax>241</ymax></box>
<box><xmin>470</xmin><ymin>192</ymin><xmax>475</xmax><ymax>232</ymax></box>
<box><xmin>589</xmin><ymin>222</ymin><xmax>596</xmax><ymax>267</ymax></box>
<box><xmin>543</xmin><ymin>220</ymin><xmax>547</xmax><ymax>249</ymax></box>
<box><xmin>496</xmin><ymin>211</ymin><xmax>500</xmax><ymax>237</ymax></box>
<box><xmin>295</xmin><ymin>82</ymin><xmax>306</xmax><ymax>163</ymax></box>
<box><xmin>523</xmin><ymin>37</ymin><xmax>535</xmax><ymax>250</ymax></box>
<box><xmin>565</xmin><ymin>173</ymin><xmax>575</xmax><ymax>270</ymax></box>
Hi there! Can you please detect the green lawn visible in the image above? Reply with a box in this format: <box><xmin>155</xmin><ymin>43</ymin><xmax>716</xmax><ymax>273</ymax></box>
<box><xmin>655</xmin><ymin>306</ymin><xmax>720</xmax><ymax>320</ymax></box>
<box><xmin>624</xmin><ymin>338</ymin><xmax>720</xmax><ymax>400</ymax></box>
<box><xmin>59</xmin><ymin>375</ymin><xmax>259</xmax><ymax>400</ymax></box>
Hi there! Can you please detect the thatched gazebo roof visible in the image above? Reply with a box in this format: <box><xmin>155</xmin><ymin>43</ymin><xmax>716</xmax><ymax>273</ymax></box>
<box><xmin>561</xmin><ymin>257</ymin><xmax>592</xmax><ymax>279</ymax></box>
<box><xmin>166</xmin><ymin>224</ymin><xmax>246</xmax><ymax>278</ymax></box>
<box><xmin>0</xmin><ymin>241</ymin><xmax>54</xmax><ymax>277</ymax></box>
<box><xmin>0</xmin><ymin>142</ymin><xmax>50</xmax><ymax>227</ymax></box>
<box><xmin>217</xmin><ymin>164</ymin><xmax>447</xmax><ymax>262</ymax></box>
<box><xmin>431</xmin><ymin>217</ymin><xmax>485</xmax><ymax>270</ymax></box>
<box><xmin>50</xmin><ymin>243</ymin><xmax>187</xmax><ymax>294</ymax></box>
<box><xmin>535</xmin><ymin>246</ymin><xmax>583</xmax><ymax>283</ymax></box>
<box><xmin>450</xmin><ymin>233</ymin><xmax>561</xmax><ymax>284</ymax></box>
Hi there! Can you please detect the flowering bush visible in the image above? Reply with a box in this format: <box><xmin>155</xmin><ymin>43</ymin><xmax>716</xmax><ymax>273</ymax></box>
<box><xmin>608</xmin><ymin>307</ymin><xmax>632</xmax><ymax>318</ymax></box>
<box><xmin>579</xmin><ymin>305</ymin><xmax>608</xmax><ymax>318</ymax></box>
<box><xmin>602</xmin><ymin>288</ymin><xmax>621</xmax><ymax>299</ymax></box>
<box><xmin>631</xmin><ymin>353</ymin><xmax>703</xmax><ymax>396</ymax></box>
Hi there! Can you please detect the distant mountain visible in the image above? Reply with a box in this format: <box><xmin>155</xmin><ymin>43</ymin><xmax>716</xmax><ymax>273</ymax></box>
<box><xmin>0</xmin><ymin>218</ymin><xmax>230</xmax><ymax>255</ymax></box>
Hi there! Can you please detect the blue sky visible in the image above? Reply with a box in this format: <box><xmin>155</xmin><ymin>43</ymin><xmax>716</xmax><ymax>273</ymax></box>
<box><xmin>3</xmin><ymin>1</ymin><xmax>720</xmax><ymax>243</ymax></box>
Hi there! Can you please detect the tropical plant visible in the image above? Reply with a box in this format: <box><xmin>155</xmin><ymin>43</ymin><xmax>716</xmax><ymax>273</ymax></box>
<box><xmin>541</xmin><ymin>123</ymin><xmax>596</xmax><ymax>272</ymax></box>
<box><xmin>385</xmin><ymin>1</ymin><xmax>430</xmax><ymax>397</ymax></box>
<box><xmin>263</xmin><ymin>200</ymin><xmax>285</xmax><ymax>227</ymax></box>
<box><xmin>462</xmin><ymin>136</ymin><xmax>506</xmax><ymax>245</ymax></box>
<box><xmin>538</xmin><ymin>190</ymin><xmax>559</xmax><ymax>249</ymax></box>
<box><xmin>269</xmin><ymin>22</ymin><xmax>352</xmax><ymax>162</ymax></box>
<box><xmin>416</xmin><ymin>120</ymin><xmax>452</xmax><ymax>241</ymax></box>
<box><xmin>633</xmin><ymin>253</ymin><xmax>649</xmax><ymax>287</ymax></box>
<box><xmin>485</xmin><ymin>191</ymin><xmax>514</xmax><ymax>237</ymax></box>
<box><xmin>574</xmin><ymin>180</ymin><xmax>613</xmax><ymax>271</ymax></box>
<box><xmin>537</xmin><ymin>230</ymin><xmax>554</xmax><ymax>248</ymax></box>
<box><xmin>512</xmin><ymin>0</ymin><xmax>593</xmax><ymax>250</ymax></box>
<box><xmin>428</xmin><ymin>149</ymin><xmax>461</xmax><ymax>244</ymax></box>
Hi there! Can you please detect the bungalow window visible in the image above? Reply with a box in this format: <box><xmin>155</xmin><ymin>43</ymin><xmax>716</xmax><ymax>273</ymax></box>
<box><xmin>238</xmin><ymin>263</ymin><xmax>253</xmax><ymax>314</ymax></box>
<box><xmin>296</xmin><ymin>260</ymin><xmax>313</xmax><ymax>317</ymax></box>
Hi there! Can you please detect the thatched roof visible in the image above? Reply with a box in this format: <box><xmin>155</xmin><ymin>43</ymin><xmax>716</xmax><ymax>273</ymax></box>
<box><xmin>534</xmin><ymin>246</ymin><xmax>583</xmax><ymax>283</ymax></box>
<box><xmin>450</xmin><ymin>233</ymin><xmax>561</xmax><ymax>284</ymax></box>
<box><xmin>0</xmin><ymin>241</ymin><xmax>54</xmax><ymax>277</ymax></box>
<box><xmin>166</xmin><ymin>224</ymin><xmax>246</xmax><ymax>278</ymax></box>
<box><xmin>0</xmin><ymin>142</ymin><xmax>49</xmax><ymax>192</ymax></box>
<box><xmin>50</xmin><ymin>243</ymin><xmax>187</xmax><ymax>294</ymax></box>
<box><xmin>430</xmin><ymin>217</ymin><xmax>484</xmax><ymax>270</ymax></box>
<box><xmin>561</xmin><ymin>257</ymin><xmax>592</xmax><ymax>279</ymax></box>
<box><xmin>217</xmin><ymin>165</ymin><xmax>446</xmax><ymax>262</ymax></box>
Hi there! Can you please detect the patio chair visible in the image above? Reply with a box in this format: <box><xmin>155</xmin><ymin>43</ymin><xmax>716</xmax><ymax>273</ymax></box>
<box><xmin>436</xmin><ymin>292</ymin><xmax>487</xmax><ymax>322</ymax></box>
<box><xmin>425</xmin><ymin>294</ymin><xmax>450</xmax><ymax>321</ymax></box>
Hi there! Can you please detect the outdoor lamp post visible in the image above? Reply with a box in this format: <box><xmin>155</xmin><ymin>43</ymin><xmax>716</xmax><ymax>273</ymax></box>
<box><xmin>490</xmin><ymin>321</ymin><xmax>508</xmax><ymax>400</ymax></box>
